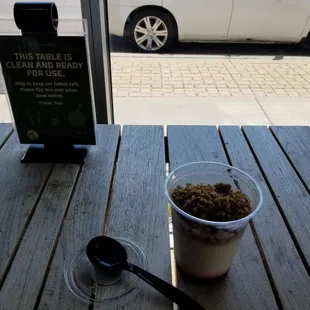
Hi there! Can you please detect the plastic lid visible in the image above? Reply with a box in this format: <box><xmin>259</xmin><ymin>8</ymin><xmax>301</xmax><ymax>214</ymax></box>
<box><xmin>63</xmin><ymin>237</ymin><xmax>147</xmax><ymax>305</ymax></box>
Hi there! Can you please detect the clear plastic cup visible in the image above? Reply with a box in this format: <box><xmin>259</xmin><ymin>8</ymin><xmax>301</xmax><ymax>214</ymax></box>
<box><xmin>165</xmin><ymin>162</ymin><xmax>263</xmax><ymax>280</ymax></box>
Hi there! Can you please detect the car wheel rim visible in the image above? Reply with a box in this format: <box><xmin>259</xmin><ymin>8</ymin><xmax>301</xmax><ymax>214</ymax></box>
<box><xmin>134</xmin><ymin>16</ymin><xmax>168</xmax><ymax>51</ymax></box>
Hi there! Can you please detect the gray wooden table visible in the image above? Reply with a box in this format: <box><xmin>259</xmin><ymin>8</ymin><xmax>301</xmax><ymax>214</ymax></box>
<box><xmin>0</xmin><ymin>124</ymin><xmax>310</xmax><ymax>310</ymax></box>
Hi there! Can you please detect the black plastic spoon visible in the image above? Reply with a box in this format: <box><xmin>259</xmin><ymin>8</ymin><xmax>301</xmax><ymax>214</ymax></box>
<box><xmin>86</xmin><ymin>236</ymin><xmax>205</xmax><ymax>310</ymax></box>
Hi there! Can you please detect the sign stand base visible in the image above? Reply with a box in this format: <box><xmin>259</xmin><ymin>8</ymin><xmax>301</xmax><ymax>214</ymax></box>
<box><xmin>21</xmin><ymin>144</ymin><xmax>88</xmax><ymax>164</ymax></box>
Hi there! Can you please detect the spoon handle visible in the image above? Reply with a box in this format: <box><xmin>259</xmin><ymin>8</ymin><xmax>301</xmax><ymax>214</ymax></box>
<box><xmin>126</xmin><ymin>263</ymin><xmax>205</xmax><ymax>310</ymax></box>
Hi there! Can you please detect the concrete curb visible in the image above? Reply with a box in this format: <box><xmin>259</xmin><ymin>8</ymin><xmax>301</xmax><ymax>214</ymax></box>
<box><xmin>111</xmin><ymin>52</ymin><xmax>310</xmax><ymax>62</ymax></box>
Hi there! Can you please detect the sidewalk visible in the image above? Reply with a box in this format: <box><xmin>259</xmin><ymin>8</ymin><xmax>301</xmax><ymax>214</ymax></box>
<box><xmin>114</xmin><ymin>97</ymin><xmax>310</xmax><ymax>125</ymax></box>
<box><xmin>111</xmin><ymin>54</ymin><xmax>310</xmax><ymax>99</ymax></box>
<box><xmin>2</xmin><ymin>94</ymin><xmax>310</xmax><ymax>125</ymax></box>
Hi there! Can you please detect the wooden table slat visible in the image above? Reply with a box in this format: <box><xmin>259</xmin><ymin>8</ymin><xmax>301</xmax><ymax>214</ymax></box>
<box><xmin>97</xmin><ymin>125</ymin><xmax>171</xmax><ymax>310</ymax></box>
<box><xmin>0</xmin><ymin>123</ymin><xmax>13</xmax><ymax>150</ymax></box>
<box><xmin>0</xmin><ymin>164</ymin><xmax>79</xmax><ymax>310</ymax></box>
<box><xmin>220</xmin><ymin>125</ymin><xmax>310</xmax><ymax>309</ymax></box>
<box><xmin>167</xmin><ymin>126</ymin><xmax>277</xmax><ymax>310</ymax></box>
<box><xmin>271</xmin><ymin>126</ymin><xmax>310</xmax><ymax>190</ymax></box>
<box><xmin>243</xmin><ymin>126</ymin><xmax>310</xmax><ymax>269</ymax></box>
<box><xmin>38</xmin><ymin>125</ymin><xmax>120</xmax><ymax>310</ymax></box>
<box><xmin>0</xmin><ymin>133</ymin><xmax>51</xmax><ymax>283</ymax></box>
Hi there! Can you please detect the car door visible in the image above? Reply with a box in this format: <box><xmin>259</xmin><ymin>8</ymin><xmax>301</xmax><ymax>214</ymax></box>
<box><xmin>163</xmin><ymin>0</ymin><xmax>233</xmax><ymax>40</ymax></box>
<box><xmin>228</xmin><ymin>0</ymin><xmax>310</xmax><ymax>42</ymax></box>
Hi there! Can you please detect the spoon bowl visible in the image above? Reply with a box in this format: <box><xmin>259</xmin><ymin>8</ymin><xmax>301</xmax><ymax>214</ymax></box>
<box><xmin>87</xmin><ymin>236</ymin><xmax>128</xmax><ymax>273</ymax></box>
<box><xmin>86</xmin><ymin>236</ymin><xmax>205</xmax><ymax>310</ymax></box>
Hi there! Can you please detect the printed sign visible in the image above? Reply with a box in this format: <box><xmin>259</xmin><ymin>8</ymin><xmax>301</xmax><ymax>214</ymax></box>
<box><xmin>0</xmin><ymin>36</ymin><xmax>96</xmax><ymax>145</ymax></box>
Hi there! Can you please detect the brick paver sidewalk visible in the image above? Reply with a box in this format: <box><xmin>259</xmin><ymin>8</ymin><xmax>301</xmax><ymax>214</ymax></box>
<box><xmin>111</xmin><ymin>55</ymin><xmax>310</xmax><ymax>98</ymax></box>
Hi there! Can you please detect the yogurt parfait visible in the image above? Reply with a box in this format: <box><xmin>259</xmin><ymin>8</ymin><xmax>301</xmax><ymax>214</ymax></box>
<box><xmin>165</xmin><ymin>162</ymin><xmax>262</xmax><ymax>279</ymax></box>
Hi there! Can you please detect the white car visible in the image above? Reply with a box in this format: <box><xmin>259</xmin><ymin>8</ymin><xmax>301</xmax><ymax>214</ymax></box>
<box><xmin>108</xmin><ymin>0</ymin><xmax>310</xmax><ymax>52</ymax></box>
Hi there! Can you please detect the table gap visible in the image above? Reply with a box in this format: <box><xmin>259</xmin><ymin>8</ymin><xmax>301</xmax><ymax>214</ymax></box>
<box><xmin>89</xmin><ymin>285</ymin><xmax>96</xmax><ymax>310</ymax></box>
<box><xmin>0</xmin><ymin>163</ymin><xmax>54</xmax><ymax>291</ymax></box>
<box><xmin>164</xmin><ymin>139</ymin><xmax>174</xmax><ymax>254</ymax></box>
<box><xmin>34</xmin><ymin>165</ymin><xmax>83</xmax><ymax>310</ymax></box>
<box><xmin>164</xmin><ymin>136</ymin><xmax>169</xmax><ymax>164</ymax></box>
<box><xmin>0</xmin><ymin>127</ymin><xmax>13</xmax><ymax>151</ymax></box>
<box><xmin>102</xmin><ymin>133</ymin><xmax>121</xmax><ymax>235</ymax></box>
<box><xmin>241</xmin><ymin>127</ymin><xmax>310</xmax><ymax>277</ymax></box>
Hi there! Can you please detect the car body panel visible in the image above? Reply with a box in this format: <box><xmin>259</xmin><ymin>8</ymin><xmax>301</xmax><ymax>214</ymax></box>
<box><xmin>164</xmin><ymin>0</ymin><xmax>233</xmax><ymax>40</ymax></box>
<box><xmin>108</xmin><ymin>4</ymin><xmax>135</xmax><ymax>36</ymax></box>
<box><xmin>228</xmin><ymin>0</ymin><xmax>310</xmax><ymax>42</ymax></box>
<box><xmin>108</xmin><ymin>0</ymin><xmax>163</xmax><ymax>36</ymax></box>
<box><xmin>300</xmin><ymin>12</ymin><xmax>310</xmax><ymax>40</ymax></box>
<box><xmin>107</xmin><ymin>0</ymin><xmax>310</xmax><ymax>43</ymax></box>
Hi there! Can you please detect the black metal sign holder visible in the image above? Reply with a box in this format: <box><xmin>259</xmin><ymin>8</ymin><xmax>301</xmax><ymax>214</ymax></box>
<box><xmin>13</xmin><ymin>2</ymin><xmax>88</xmax><ymax>164</ymax></box>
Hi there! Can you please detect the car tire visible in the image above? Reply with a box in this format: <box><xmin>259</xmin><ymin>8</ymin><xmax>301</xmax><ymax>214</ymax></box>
<box><xmin>126</xmin><ymin>9</ymin><xmax>177</xmax><ymax>53</ymax></box>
